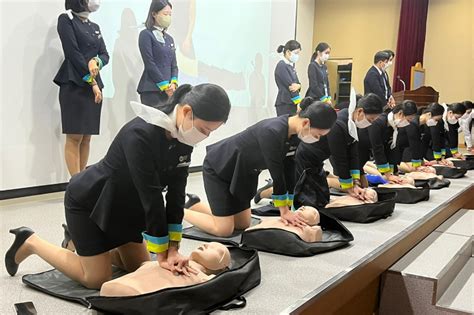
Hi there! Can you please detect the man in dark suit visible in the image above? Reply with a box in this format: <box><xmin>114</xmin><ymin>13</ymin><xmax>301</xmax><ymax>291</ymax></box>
<box><xmin>363</xmin><ymin>51</ymin><xmax>390</xmax><ymax>105</ymax></box>
<box><xmin>383</xmin><ymin>49</ymin><xmax>396</xmax><ymax>107</ymax></box>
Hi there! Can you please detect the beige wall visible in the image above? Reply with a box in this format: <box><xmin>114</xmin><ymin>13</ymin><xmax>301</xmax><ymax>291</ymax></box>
<box><xmin>312</xmin><ymin>0</ymin><xmax>401</xmax><ymax>94</ymax></box>
<box><xmin>311</xmin><ymin>0</ymin><xmax>473</xmax><ymax>103</ymax></box>
<box><xmin>296</xmin><ymin>0</ymin><xmax>316</xmax><ymax>93</ymax></box>
<box><xmin>424</xmin><ymin>0</ymin><xmax>474</xmax><ymax>103</ymax></box>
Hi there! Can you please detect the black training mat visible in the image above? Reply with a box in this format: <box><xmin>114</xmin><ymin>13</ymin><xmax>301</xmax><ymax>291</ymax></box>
<box><xmin>433</xmin><ymin>166</ymin><xmax>467</xmax><ymax>179</ymax></box>
<box><xmin>22</xmin><ymin>247</ymin><xmax>261</xmax><ymax>315</ymax></box>
<box><xmin>322</xmin><ymin>191</ymin><xmax>397</xmax><ymax>223</ymax></box>
<box><xmin>241</xmin><ymin>210</ymin><xmax>353</xmax><ymax>257</ymax></box>
<box><xmin>251</xmin><ymin>204</ymin><xmax>280</xmax><ymax>217</ymax></box>
<box><xmin>450</xmin><ymin>159</ymin><xmax>474</xmax><ymax>170</ymax></box>
<box><xmin>414</xmin><ymin>177</ymin><xmax>451</xmax><ymax>190</ymax></box>
<box><xmin>182</xmin><ymin>217</ymin><xmax>261</xmax><ymax>246</ymax></box>
<box><xmin>374</xmin><ymin>185</ymin><xmax>430</xmax><ymax>204</ymax></box>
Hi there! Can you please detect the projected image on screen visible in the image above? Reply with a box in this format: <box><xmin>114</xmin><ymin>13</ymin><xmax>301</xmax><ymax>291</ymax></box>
<box><xmin>92</xmin><ymin>0</ymin><xmax>296</xmax><ymax>166</ymax></box>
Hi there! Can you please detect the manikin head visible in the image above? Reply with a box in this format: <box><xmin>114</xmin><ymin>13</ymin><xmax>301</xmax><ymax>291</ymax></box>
<box><xmin>190</xmin><ymin>242</ymin><xmax>231</xmax><ymax>272</ymax></box>
<box><xmin>295</xmin><ymin>206</ymin><xmax>320</xmax><ymax>225</ymax></box>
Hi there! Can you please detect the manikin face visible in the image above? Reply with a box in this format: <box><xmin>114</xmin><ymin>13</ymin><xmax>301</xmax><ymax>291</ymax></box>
<box><xmin>190</xmin><ymin>242</ymin><xmax>231</xmax><ymax>271</ymax></box>
<box><xmin>364</xmin><ymin>188</ymin><xmax>378</xmax><ymax>203</ymax></box>
<box><xmin>295</xmin><ymin>206</ymin><xmax>319</xmax><ymax>225</ymax></box>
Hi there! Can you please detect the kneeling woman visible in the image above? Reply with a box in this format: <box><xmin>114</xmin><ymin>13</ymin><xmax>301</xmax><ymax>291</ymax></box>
<box><xmin>185</xmin><ymin>98</ymin><xmax>337</xmax><ymax>237</ymax></box>
<box><xmin>5</xmin><ymin>84</ymin><xmax>231</xmax><ymax>289</ymax></box>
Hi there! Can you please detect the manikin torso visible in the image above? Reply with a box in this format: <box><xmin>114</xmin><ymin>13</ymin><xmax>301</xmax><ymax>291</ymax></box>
<box><xmin>325</xmin><ymin>188</ymin><xmax>378</xmax><ymax>208</ymax></box>
<box><xmin>100</xmin><ymin>242</ymin><xmax>231</xmax><ymax>297</ymax></box>
<box><xmin>247</xmin><ymin>207</ymin><xmax>323</xmax><ymax>242</ymax></box>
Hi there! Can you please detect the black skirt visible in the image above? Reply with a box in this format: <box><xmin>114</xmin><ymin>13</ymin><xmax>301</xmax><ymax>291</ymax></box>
<box><xmin>203</xmin><ymin>159</ymin><xmax>256</xmax><ymax>217</ymax></box>
<box><xmin>59</xmin><ymin>83</ymin><xmax>102</xmax><ymax>135</ymax></box>
<box><xmin>64</xmin><ymin>190</ymin><xmax>142</xmax><ymax>257</ymax></box>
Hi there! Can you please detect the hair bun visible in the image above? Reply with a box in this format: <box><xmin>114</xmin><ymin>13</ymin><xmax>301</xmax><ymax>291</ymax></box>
<box><xmin>277</xmin><ymin>45</ymin><xmax>285</xmax><ymax>53</ymax></box>
<box><xmin>299</xmin><ymin>97</ymin><xmax>315</xmax><ymax>111</ymax></box>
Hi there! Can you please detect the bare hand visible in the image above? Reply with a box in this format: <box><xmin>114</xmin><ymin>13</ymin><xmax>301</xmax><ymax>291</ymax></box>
<box><xmin>439</xmin><ymin>159</ymin><xmax>454</xmax><ymax>167</ymax></box>
<box><xmin>385</xmin><ymin>174</ymin><xmax>403</xmax><ymax>184</ymax></box>
<box><xmin>289</xmin><ymin>83</ymin><xmax>301</xmax><ymax>93</ymax></box>
<box><xmin>92</xmin><ymin>85</ymin><xmax>102</xmax><ymax>104</ymax></box>
<box><xmin>165</xmin><ymin>250</ymin><xmax>198</xmax><ymax>276</ymax></box>
<box><xmin>88</xmin><ymin>59</ymin><xmax>99</xmax><ymax>78</ymax></box>
<box><xmin>347</xmin><ymin>185</ymin><xmax>367</xmax><ymax>201</ymax></box>
<box><xmin>165</xmin><ymin>85</ymin><xmax>175</xmax><ymax>98</ymax></box>
<box><xmin>280</xmin><ymin>209</ymin><xmax>307</xmax><ymax>228</ymax></box>
<box><xmin>452</xmin><ymin>153</ymin><xmax>465</xmax><ymax>160</ymax></box>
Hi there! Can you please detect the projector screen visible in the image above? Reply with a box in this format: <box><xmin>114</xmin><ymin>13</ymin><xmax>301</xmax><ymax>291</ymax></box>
<box><xmin>0</xmin><ymin>0</ymin><xmax>297</xmax><ymax>190</ymax></box>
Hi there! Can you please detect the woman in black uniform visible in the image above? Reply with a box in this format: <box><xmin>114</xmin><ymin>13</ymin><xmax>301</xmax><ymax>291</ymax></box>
<box><xmin>54</xmin><ymin>0</ymin><xmax>109</xmax><ymax>176</ymax></box>
<box><xmin>361</xmin><ymin>101</ymin><xmax>418</xmax><ymax>181</ymax></box>
<box><xmin>5</xmin><ymin>84</ymin><xmax>231</xmax><ymax>289</ymax></box>
<box><xmin>438</xmin><ymin>103</ymin><xmax>467</xmax><ymax>159</ymax></box>
<box><xmin>306</xmin><ymin>42</ymin><xmax>332</xmax><ymax>104</ymax></box>
<box><xmin>398</xmin><ymin>103</ymin><xmax>446</xmax><ymax>168</ymax></box>
<box><xmin>185</xmin><ymin>98</ymin><xmax>337</xmax><ymax>237</ymax></box>
<box><xmin>138</xmin><ymin>0</ymin><xmax>178</xmax><ymax>106</ymax></box>
<box><xmin>274</xmin><ymin>40</ymin><xmax>302</xmax><ymax>116</ymax></box>
<box><xmin>327</xmin><ymin>92</ymin><xmax>383</xmax><ymax>197</ymax></box>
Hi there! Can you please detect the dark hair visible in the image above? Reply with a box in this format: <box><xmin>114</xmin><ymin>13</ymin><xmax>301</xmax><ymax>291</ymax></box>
<box><xmin>421</xmin><ymin>102</ymin><xmax>444</xmax><ymax>116</ymax></box>
<box><xmin>374</xmin><ymin>51</ymin><xmax>390</xmax><ymax>64</ymax></box>
<box><xmin>145</xmin><ymin>0</ymin><xmax>172</xmax><ymax>30</ymax></box>
<box><xmin>392</xmin><ymin>100</ymin><xmax>417</xmax><ymax>116</ymax></box>
<box><xmin>156</xmin><ymin>84</ymin><xmax>231</xmax><ymax>122</ymax></box>
<box><xmin>462</xmin><ymin>100</ymin><xmax>473</xmax><ymax>109</ymax></box>
<box><xmin>383</xmin><ymin>49</ymin><xmax>395</xmax><ymax>58</ymax></box>
<box><xmin>448</xmin><ymin>102</ymin><xmax>467</xmax><ymax>115</ymax></box>
<box><xmin>311</xmin><ymin>42</ymin><xmax>330</xmax><ymax>61</ymax></box>
<box><xmin>65</xmin><ymin>0</ymin><xmax>88</xmax><ymax>12</ymax></box>
<box><xmin>277</xmin><ymin>40</ymin><xmax>301</xmax><ymax>54</ymax></box>
<box><xmin>357</xmin><ymin>93</ymin><xmax>384</xmax><ymax>114</ymax></box>
<box><xmin>298</xmin><ymin>97</ymin><xmax>337</xmax><ymax>129</ymax></box>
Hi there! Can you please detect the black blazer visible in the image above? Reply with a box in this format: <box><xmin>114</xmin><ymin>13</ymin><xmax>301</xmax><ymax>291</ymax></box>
<box><xmin>363</xmin><ymin>66</ymin><xmax>386</xmax><ymax>102</ymax></box>
<box><xmin>54</xmin><ymin>14</ymin><xmax>109</xmax><ymax>88</ymax></box>
<box><xmin>66</xmin><ymin>117</ymin><xmax>193</xmax><ymax>242</ymax></box>
<box><xmin>274</xmin><ymin>60</ymin><xmax>301</xmax><ymax>107</ymax></box>
<box><xmin>327</xmin><ymin>109</ymin><xmax>360</xmax><ymax>188</ymax></box>
<box><xmin>205</xmin><ymin>115</ymin><xmax>299</xmax><ymax>204</ymax></box>
<box><xmin>382</xmin><ymin>71</ymin><xmax>392</xmax><ymax>99</ymax></box>
<box><xmin>137</xmin><ymin>29</ymin><xmax>178</xmax><ymax>94</ymax></box>
<box><xmin>305</xmin><ymin>61</ymin><xmax>330</xmax><ymax>101</ymax></box>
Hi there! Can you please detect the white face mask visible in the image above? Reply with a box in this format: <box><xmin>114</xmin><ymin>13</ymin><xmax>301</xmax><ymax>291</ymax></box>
<box><xmin>88</xmin><ymin>0</ymin><xmax>101</xmax><ymax>12</ymax></box>
<box><xmin>354</xmin><ymin>115</ymin><xmax>372</xmax><ymax>129</ymax></box>
<box><xmin>426</xmin><ymin>118</ymin><xmax>438</xmax><ymax>127</ymax></box>
<box><xmin>385</xmin><ymin>61</ymin><xmax>393</xmax><ymax>70</ymax></box>
<box><xmin>320</xmin><ymin>53</ymin><xmax>330</xmax><ymax>62</ymax></box>
<box><xmin>397</xmin><ymin>119</ymin><xmax>410</xmax><ymax>128</ymax></box>
<box><xmin>447</xmin><ymin>113</ymin><xmax>458</xmax><ymax>124</ymax></box>
<box><xmin>298</xmin><ymin>124</ymin><xmax>320</xmax><ymax>144</ymax></box>
<box><xmin>177</xmin><ymin>112</ymin><xmax>208</xmax><ymax>146</ymax></box>
<box><xmin>289</xmin><ymin>52</ymin><xmax>299</xmax><ymax>63</ymax></box>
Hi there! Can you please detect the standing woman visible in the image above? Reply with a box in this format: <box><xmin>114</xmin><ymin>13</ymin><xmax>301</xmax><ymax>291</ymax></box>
<box><xmin>306</xmin><ymin>42</ymin><xmax>332</xmax><ymax>104</ymax></box>
<box><xmin>5</xmin><ymin>84</ymin><xmax>231</xmax><ymax>289</ymax></box>
<box><xmin>185</xmin><ymin>98</ymin><xmax>337</xmax><ymax>237</ymax></box>
<box><xmin>138</xmin><ymin>0</ymin><xmax>178</xmax><ymax>106</ymax></box>
<box><xmin>274</xmin><ymin>40</ymin><xmax>302</xmax><ymax>116</ymax></box>
<box><xmin>54</xmin><ymin>0</ymin><xmax>109</xmax><ymax>176</ymax></box>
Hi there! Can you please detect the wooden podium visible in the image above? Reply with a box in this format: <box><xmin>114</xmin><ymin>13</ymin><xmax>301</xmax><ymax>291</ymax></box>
<box><xmin>392</xmin><ymin>86</ymin><xmax>439</xmax><ymax>108</ymax></box>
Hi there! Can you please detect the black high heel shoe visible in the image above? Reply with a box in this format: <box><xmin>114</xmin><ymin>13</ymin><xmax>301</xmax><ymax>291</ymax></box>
<box><xmin>253</xmin><ymin>179</ymin><xmax>273</xmax><ymax>204</ymax></box>
<box><xmin>61</xmin><ymin>224</ymin><xmax>75</xmax><ymax>252</ymax></box>
<box><xmin>5</xmin><ymin>227</ymin><xmax>34</xmax><ymax>276</ymax></box>
<box><xmin>184</xmin><ymin>193</ymin><xmax>201</xmax><ymax>209</ymax></box>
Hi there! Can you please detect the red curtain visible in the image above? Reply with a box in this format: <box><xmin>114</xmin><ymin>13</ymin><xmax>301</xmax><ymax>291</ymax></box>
<box><xmin>392</xmin><ymin>0</ymin><xmax>429</xmax><ymax>92</ymax></box>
